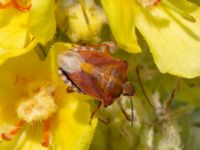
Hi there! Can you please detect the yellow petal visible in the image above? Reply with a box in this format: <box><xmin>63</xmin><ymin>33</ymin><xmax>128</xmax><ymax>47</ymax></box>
<box><xmin>0</xmin><ymin>39</ymin><xmax>37</xmax><ymax>66</ymax></box>
<box><xmin>0</xmin><ymin>49</ymin><xmax>51</xmax><ymax>125</ymax></box>
<box><xmin>49</xmin><ymin>42</ymin><xmax>73</xmax><ymax>82</ymax></box>
<box><xmin>28</xmin><ymin>0</ymin><xmax>56</xmax><ymax>45</ymax></box>
<box><xmin>0</xmin><ymin>45</ymin><xmax>97</xmax><ymax>150</ymax></box>
<box><xmin>53</xmin><ymin>93</ymin><xmax>97</xmax><ymax>150</ymax></box>
<box><xmin>0</xmin><ymin>12</ymin><xmax>28</xmax><ymax>49</ymax></box>
<box><xmin>50</xmin><ymin>42</ymin><xmax>73</xmax><ymax>56</ymax></box>
<box><xmin>0</xmin><ymin>10</ymin><xmax>33</xmax><ymax>65</ymax></box>
<box><xmin>101</xmin><ymin>0</ymin><xmax>141</xmax><ymax>53</ymax></box>
<box><xmin>0</xmin><ymin>0</ymin><xmax>56</xmax><ymax>65</ymax></box>
<box><xmin>0</xmin><ymin>43</ymin><xmax>70</xmax><ymax>125</ymax></box>
<box><xmin>0</xmin><ymin>125</ymin><xmax>48</xmax><ymax>150</ymax></box>
<box><xmin>0</xmin><ymin>94</ymin><xmax>97</xmax><ymax>150</ymax></box>
<box><xmin>135</xmin><ymin>2</ymin><xmax>200</xmax><ymax>78</ymax></box>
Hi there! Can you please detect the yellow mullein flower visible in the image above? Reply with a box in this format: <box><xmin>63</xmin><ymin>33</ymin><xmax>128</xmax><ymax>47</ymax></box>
<box><xmin>0</xmin><ymin>43</ymin><xmax>97</xmax><ymax>150</ymax></box>
<box><xmin>0</xmin><ymin>0</ymin><xmax>56</xmax><ymax>65</ymax></box>
<box><xmin>101</xmin><ymin>0</ymin><xmax>200</xmax><ymax>78</ymax></box>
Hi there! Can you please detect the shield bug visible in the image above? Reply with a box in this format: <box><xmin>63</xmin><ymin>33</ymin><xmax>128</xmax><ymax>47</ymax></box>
<box><xmin>58</xmin><ymin>44</ymin><xmax>135</xmax><ymax>123</ymax></box>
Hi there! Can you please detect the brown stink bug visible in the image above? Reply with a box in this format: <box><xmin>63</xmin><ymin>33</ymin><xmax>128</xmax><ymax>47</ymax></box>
<box><xmin>58</xmin><ymin>44</ymin><xmax>135</xmax><ymax>124</ymax></box>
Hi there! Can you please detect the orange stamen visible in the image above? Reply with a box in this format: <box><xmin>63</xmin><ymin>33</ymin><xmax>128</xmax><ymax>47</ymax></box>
<box><xmin>1</xmin><ymin>120</ymin><xmax>26</xmax><ymax>141</ymax></box>
<box><xmin>0</xmin><ymin>1</ymin><xmax>13</xmax><ymax>9</ymax></box>
<box><xmin>154</xmin><ymin>0</ymin><xmax>160</xmax><ymax>5</ymax></box>
<box><xmin>12</xmin><ymin>0</ymin><xmax>32</xmax><ymax>12</ymax></box>
<box><xmin>41</xmin><ymin>119</ymin><xmax>51</xmax><ymax>147</ymax></box>
<box><xmin>0</xmin><ymin>0</ymin><xmax>32</xmax><ymax>12</ymax></box>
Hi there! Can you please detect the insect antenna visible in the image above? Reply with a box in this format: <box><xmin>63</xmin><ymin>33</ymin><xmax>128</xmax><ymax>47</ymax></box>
<box><xmin>129</xmin><ymin>96</ymin><xmax>134</xmax><ymax>126</ymax></box>
<box><xmin>136</xmin><ymin>66</ymin><xmax>154</xmax><ymax>108</ymax></box>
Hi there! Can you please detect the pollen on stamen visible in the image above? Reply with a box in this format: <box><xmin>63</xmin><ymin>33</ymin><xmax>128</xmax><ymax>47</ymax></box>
<box><xmin>0</xmin><ymin>0</ymin><xmax>12</xmax><ymax>9</ymax></box>
<box><xmin>138</xmin><ymin>0</ymin><xmax>160</xmax><ymax>8</ymax></box>
<box><xmin>17</xmin><ymin>88</ymin><xmax>57</xmax><ymax>123</ymax></box>
<box><xmin>0</xmin><ymin>123</ymin><xmax>18</xmax><ymax>140</ymax></box>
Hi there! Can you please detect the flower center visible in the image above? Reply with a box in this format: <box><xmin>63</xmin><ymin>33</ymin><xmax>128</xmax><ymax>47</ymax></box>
<box><xmin>17</xmin><ymin>87</ymin><xmax>57</xmax><ymax>123</ymax></box>
<box><xmin>1</xmin><ymin>85</ymin><xmax>57</xmax><ymax>147</ymax></box>
<box><xmin>0</xmin><ymin>0</ymin><xmax>32</xmax><ymax>12</ymax></box>
<box><xmin>138</xmin><ymin>0</ymin><xmax>160</xmax><ymax>7</ymax></box>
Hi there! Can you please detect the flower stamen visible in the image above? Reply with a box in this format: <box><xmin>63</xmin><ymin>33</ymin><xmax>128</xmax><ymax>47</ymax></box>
<box><xmin>0</xmin><ymin>0</ymin><xmax>32</xmax><ymax>12</ymax></box>
<box><xmin>1</xmin><ymin>120</ymin><xmax>26</xmax><ymax>141</ymax></box>
<box><xmin>1</xmin><ymin>86</ymin><xmax>57</xmax><ymax>147</ymax></box>
<box><xmin>138</xmin><ymin>0</ymin><xmax>161</xmax><ymax>8</ymax></box>
<box><xmin>12</xmin><ymin>0</ymin><xmax>32</xmax><ymax>12</ymax></box>
<box><xmin>17</xmin><ymin>88</ymin><xmax>57</xmax><ymax>123</ymax></box>
<box><xmin>0</xmin><ymin>1</ymin><xmax>12</xmax><ymax>9</ymax></box>
<box><xmin>41</xmin><ymin>119</ymin><xmax>51</xmax><ymax>147</ymax></box>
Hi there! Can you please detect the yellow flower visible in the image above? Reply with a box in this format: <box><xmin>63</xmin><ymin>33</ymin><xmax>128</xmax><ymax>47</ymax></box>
<box><xmin>0</xmin><ymin>0</ymin><xmax>56</xmax><ymax>65</ymax></box>
<box><xmin>0</xmin><ymin>43</ymin><xmax>97</xmax><ymax>150</ymax></box>
<box><xmin>101</xmin><ymin>0</ymin><xmax>200</xmax><ymax>78</ymax></box>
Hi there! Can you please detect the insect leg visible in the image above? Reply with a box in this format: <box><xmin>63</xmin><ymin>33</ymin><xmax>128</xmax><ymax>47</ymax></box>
<box><xmin>89</xmin><ymin>101</ymin><xmax>102</xmax><ymax>125</ymax></box>
<box><xmin>129</xmin><ymin>96</ymin><xmax>134</xmax><ymax>126</ymax></box>
<box><xmin>1</xmin><ymin>120</ymin><xmax>26</xmax><ymax>141</ymax></box>
<box><xmin>98</xmin><ymin>117</ymin><xmax>110</xmax><ymax>125</ymax></box>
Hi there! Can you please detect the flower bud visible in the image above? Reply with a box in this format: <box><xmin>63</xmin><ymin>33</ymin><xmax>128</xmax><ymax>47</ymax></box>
<box><xmin>56</xmin><ymin>0</ymin><xmax>106</xmax><ymax>42</ymax></box>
